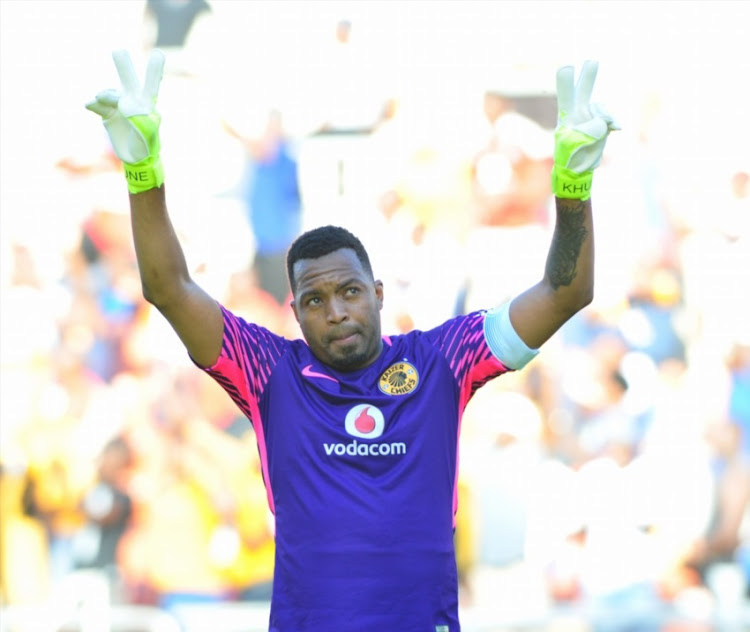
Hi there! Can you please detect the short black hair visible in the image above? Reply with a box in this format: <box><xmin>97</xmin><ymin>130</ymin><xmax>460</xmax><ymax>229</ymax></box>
<box><xmin>286</xmin><ymin>225</ymin><xmax>373</xmax><ymax>295</ymax></box>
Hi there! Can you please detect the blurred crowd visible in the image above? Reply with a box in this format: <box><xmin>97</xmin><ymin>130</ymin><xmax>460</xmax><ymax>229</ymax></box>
<box><xmin>1</xmin><ymin>1</ymin><xmax>749</xmax><ymax>630</ymax></box>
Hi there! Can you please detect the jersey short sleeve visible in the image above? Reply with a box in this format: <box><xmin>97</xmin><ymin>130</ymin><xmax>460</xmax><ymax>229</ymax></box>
<box><xmin>423</xmin><ymin>310</ymin><xmax>512</xmax><ymax>412</ymax></box>
<box><xmin>198</xmin><ymin>304</ymin><xmax>290</xmax><ymax>427</ymax></box>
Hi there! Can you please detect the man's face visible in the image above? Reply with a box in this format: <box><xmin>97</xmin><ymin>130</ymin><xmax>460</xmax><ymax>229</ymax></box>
<box><xmin>291</xmin><ymin>248</ymin><xmax>383</xmax><ymax>371</ymax></box>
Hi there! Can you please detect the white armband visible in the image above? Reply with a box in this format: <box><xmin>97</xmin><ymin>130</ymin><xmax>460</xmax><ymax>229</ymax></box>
<box><xmin>483</xmin><ymin>301</ymin><xmax>539</xmax><ymax>370</ymax></box>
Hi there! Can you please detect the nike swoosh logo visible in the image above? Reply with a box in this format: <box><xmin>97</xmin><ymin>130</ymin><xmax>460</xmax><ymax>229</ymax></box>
<box><xmin>301</xmin><ymin>364</ymin><xmax>339</xmax><ymax>383</ymax></box>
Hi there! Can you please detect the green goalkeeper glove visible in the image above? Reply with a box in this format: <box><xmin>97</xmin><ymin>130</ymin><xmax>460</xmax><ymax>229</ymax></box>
<box><xmin>552</xmin><ymin>60</ymin><xmax>619</xmax><ymax>201</ymax></box>
<box><xmin>86</xmin><ymin>49</ymin><xmax>165</xmax><ymax>194</ymax></box>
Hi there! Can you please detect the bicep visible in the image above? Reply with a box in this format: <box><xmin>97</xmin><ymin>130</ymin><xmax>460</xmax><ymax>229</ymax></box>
<box><xmin>156</xmin><ymin>281</ymin><xmax>224</xmax><ymax>368</ymax></box>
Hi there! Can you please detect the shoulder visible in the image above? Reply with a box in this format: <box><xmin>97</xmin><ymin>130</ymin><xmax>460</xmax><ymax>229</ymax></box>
<box><xmin>219</xmin><ymin>304</ymin><xmax>296</xmax><ymax>355</ymax></box>
<box><xmin>387</xmin><ymin>313</ymin><xmax>489</xmax><ymax>358</ymax></box>
<box><xmin>423</xmin><ymin>311</ymin><xmax>487</xmax><ymax>342</ymax></box>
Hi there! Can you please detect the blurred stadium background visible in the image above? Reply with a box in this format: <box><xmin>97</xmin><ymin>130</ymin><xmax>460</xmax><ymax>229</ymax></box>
<box><xmin>1</xmin><ymin>1</ymin><xmax>749</xmax><ymax>630</ymax></box>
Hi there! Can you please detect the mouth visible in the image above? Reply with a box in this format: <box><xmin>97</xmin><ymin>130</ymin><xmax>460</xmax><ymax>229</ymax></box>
<box><xmin>328</xmin><ymin>330</ymin><xmax>359</xmax><ymax>345</ymax></box>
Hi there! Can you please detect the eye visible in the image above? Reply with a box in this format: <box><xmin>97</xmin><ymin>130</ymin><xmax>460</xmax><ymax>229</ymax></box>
<box><xmin>306</xmin><ymin>296</ymin><xmax>322</xmax><ymax>307</ymax></box>
<box><xmin>345</xmin><ymin>286</ymin><xmax>360</xmax><ymax>296</ymax></box>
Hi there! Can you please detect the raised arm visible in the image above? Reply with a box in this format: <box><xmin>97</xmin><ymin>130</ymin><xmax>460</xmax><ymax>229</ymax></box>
<box><xmin>510</xmin><ymin>197</ymin><xmax>594</xmax><ymax>349</ymax></box>
<box><xmin>86</xmin><ymin>50</ymin><xmax>223</xmax><ymax>367</ymax></box>
<box><xmin>129</xmin><ymin>186</ymin><xmax>223</xmax><ymax>366</ymax></box>
<box><xmin>509</xmin><ymin>61</ymin><xmax>618</xmax><ymax>350</ymax></box>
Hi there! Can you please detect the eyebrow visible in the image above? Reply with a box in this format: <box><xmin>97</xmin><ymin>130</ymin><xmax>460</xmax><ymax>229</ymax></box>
<box><xmin>336</xmin><ymin>277</ymin><xmax>365</xmax><ymax>291</ymax></box>
<box><xmin>298</xmin><ymin>277</ymin><xmax>365</xmax><ymax>303</ymax></box>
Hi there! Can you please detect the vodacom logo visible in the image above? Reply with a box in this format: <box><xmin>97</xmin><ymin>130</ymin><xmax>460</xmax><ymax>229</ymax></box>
<box><xmin>324</xmin><ymin>403</ymin><xmax>406</xmax><ymax>458</ymax></box>
<box><xmin>344</xmin><ymin>404</ymin><xmax>385</xmax><ymax>439</ymax></box>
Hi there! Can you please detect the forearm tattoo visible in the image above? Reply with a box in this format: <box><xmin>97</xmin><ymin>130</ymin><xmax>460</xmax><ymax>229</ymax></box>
<box><xmin>546</xmin><ymin>200</ymin><xmax>588</xmax><ymax>290</ymax></box>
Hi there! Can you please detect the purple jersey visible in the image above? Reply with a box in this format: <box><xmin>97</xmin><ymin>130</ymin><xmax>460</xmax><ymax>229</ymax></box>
<box><xmin>202</xmin><ymin>305</ymin><xmax>510</xmax><ymax>631</ymax></box>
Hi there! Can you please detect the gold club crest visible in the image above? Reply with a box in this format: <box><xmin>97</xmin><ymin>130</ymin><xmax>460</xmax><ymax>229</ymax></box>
<box><xmin>378</xmin><ymin>362</ymin><xmax>419</xmax><ymax>395</ymax></box>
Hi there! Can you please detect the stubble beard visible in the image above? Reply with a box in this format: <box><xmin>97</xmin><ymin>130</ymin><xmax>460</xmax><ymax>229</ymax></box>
<box><xmin>327</xmin><ymin>336</ymin><xmax>381</xmax><ymax>372</ymax></box>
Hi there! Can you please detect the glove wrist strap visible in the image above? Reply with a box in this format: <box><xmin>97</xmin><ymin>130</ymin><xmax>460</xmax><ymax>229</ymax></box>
<box><xmin>551</xmin><ymin>165</ymin><xmax>593</xmax><ymax>201</ymax></box>
<box><xmin>124</xmin><ymin>155</ymin><xmax>164</xmax><ymax>194</ymax></box>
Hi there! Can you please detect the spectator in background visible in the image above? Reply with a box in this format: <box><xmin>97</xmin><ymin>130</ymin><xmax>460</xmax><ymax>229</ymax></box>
<box><xmin>464</xmin><ymin>86</ymin><xmax>554</xmax><ymax>313</ymax></box>
<box><xmin>121</xmin><ymin>371</ymin><xmax>236</xmax><ymax>614</ymax></box>
<box><xmin>20</xmin><ymin>449</ymin><xmax>86</xmax><ymax>588</ymax></box>
<box><xmin>682</xmin><ymin>419</ymin><xmax>750</xmax><ymax>599</ymax></box>
<box><xmin>223</xmin><ymin>110</ymin><xmax>302</xmax><ymax>306</ymax></box>
<box><xmin>144</xmin><ymin>0</ymin><xmax>218</xmax><ymax>82</ymax></box>
<box><xmin>460</xmin><ymin>384</ymin><xmax>551</xmax><ymax>619</ymax></box>
<box><xmin>294</xmin><ymin>16</ymin><xmax>398</xmax><ymax>235</ymax></box>
<box><xmin>471</xmin><ymin>89</ymin><xmax>553</xmax><ymax>229</ymax></box>
<box><xmin>71</xmin><ymin>217</ymin><xmax>144</xmax><ymax>382</ymax></box>
<box><xmin>675</xmin><ymin>166</ymin><xmax>750</xmax><ymax>359</ymax></box>
<box><xmin>73</xmin><ymin>435</ymin><xmax>134</xmax><ymax>603</ymax></box>
<box><xmin>313</xmin><ymin>18</ymin><xmax>393</xmax><ymax>135</ymax></box>
<box><xmin>618</xmin><ymin>260</ymin><xmax>686</xmax><ymax>367</ymax></box>
<box><xmin>111</xmin><ymin>366</ymin><xmax>274</xmax><ymax>614</ymax></box>
<box><xmin>145</xmin><ymin>0</ymin><xmax>211</xmax><ymax>49</ymax></box>
<box><xmin>0</xmin><ymin>462</ymin><xmax>51</xmax><ymax>605</ymax></box>
<box><xmin>728</xmin><ymin>342</ymin><xmax>750</xmax><ymax>457</ymax></box>
<box><xmin>217</xmin><ymin>426</ymin><xmax>275</xmax><ymax>603</ymax></box>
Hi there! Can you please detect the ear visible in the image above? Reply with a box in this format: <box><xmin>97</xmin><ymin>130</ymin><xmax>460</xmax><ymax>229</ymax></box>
<box><xmin>374</xmin><ymin>280</ymin><xmax>384</xmax><ymax>310</ymax></box>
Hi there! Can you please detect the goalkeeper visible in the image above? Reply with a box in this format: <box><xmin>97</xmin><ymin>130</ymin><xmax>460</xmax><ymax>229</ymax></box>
<box><xmin>87</xmin><ymin>50</ymin><xmax>617</xmax><ymax>632</ymax></box>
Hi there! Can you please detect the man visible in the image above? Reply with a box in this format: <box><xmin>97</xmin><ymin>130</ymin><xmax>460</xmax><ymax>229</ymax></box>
<box><xmin>86</xmin><ymin>50</ymin><xmax>617</xmax><ymax>631</ymax></box>
<box><xmin>223</xmin><ymin>108</ymin><xmax>302</xmax><ymax>306</ymax></box>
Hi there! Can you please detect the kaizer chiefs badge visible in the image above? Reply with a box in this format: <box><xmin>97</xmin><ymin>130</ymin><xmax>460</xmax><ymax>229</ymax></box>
<box><xmin>378</xmin><ymin>361</ymin><xmax>419</xmax><ymax>395</ymax></box>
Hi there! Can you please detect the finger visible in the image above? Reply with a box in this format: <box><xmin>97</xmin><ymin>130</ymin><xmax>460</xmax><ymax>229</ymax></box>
<box><xmin>112</xmin><ymin>49</ymin><xmax>141</xmax><ymax>97</ymax></box>
<box><xmin>575</xmin><ymin>117</ymin><xmax>608</xmax><ymax>139</ymax></box>
<box><xmin>85</xmin><ymin>89</ymin><xmax>120</xmax><ymax>118</ymax></box>
<box><xmin>142</xmin><ymin>49</ymin><xmax>165</xmax><ymax>102</ymax></box>
<box><xmin>95</xmin><ymin>88</ymin><xmax>121</xmax><ymax>108</ymax></box>
<box><xmin>85</xmin><ymin>99</ymin><xmax>113</xmax><ymax>118</ymax></box>
<box><xmin>574</xmin><ymin>60</ymin><xmax>598</xmax><ymax>109</ymax></box>
<box><xmin>591</xmin><ymin>103</ymin><xmax>621</xmax><ymax>131</ymax></box>
<box><xmin>556</xmin><ymin>65</ymin><xmax>575</xmax><ymax>115</ymax></box>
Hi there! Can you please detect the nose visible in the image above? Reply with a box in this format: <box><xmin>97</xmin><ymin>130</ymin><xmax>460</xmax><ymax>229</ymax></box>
<box><xmin>326</xmin><ymin>296</ymin><xmax>349</xmax><ymax>323</ymax></box>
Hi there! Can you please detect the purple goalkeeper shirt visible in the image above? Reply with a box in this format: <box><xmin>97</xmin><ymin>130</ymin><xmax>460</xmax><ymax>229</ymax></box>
<box><xmin>201</xmin><ymin>305</ymin><xmax>510</xmax><ymax>632</ymax></box>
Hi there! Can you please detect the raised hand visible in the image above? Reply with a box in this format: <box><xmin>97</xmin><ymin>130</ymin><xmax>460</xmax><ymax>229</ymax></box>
<box><xmin>552</xmin><ymin>60</ymin><xmax>619</xmax><ymax>200</ymax></box>
<box><xmin>86</xmin><ymin>49</ymin><xmax>165</xmax><ymax>193</ymax></box>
